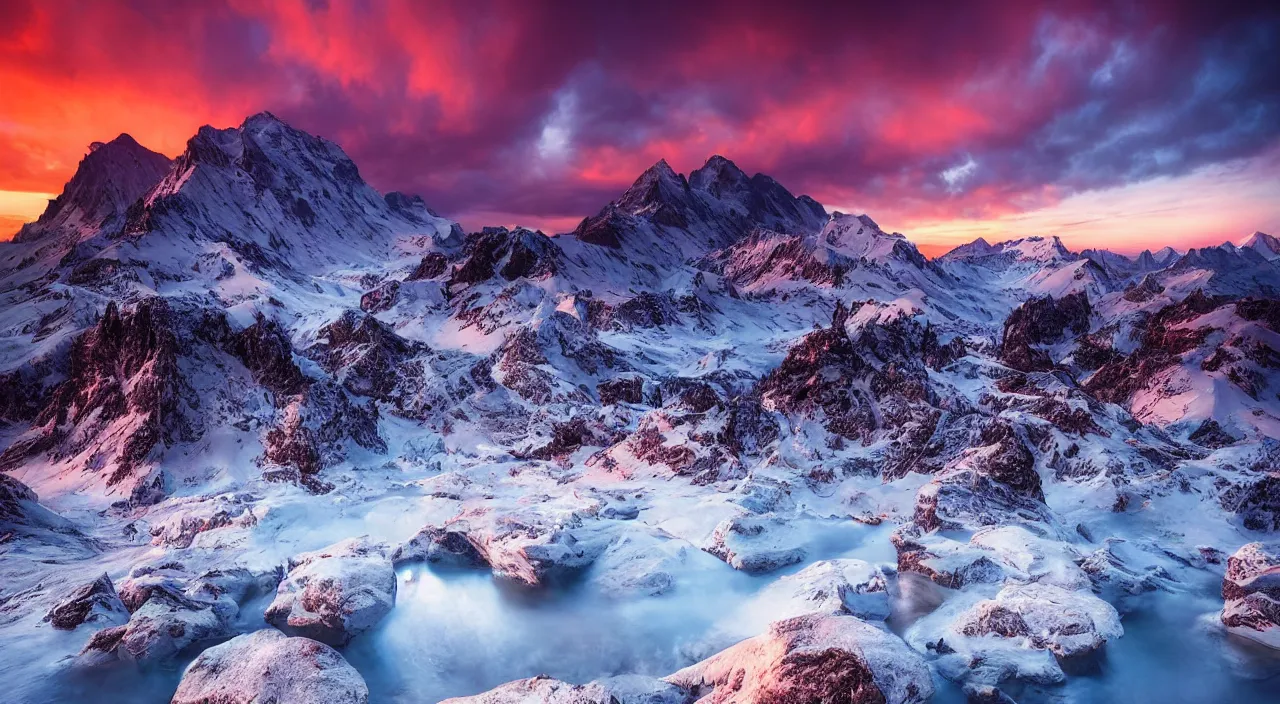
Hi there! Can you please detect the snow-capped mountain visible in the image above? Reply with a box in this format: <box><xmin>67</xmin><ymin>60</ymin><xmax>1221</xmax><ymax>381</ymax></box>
<box><xmin>1244</xmin><ymin>232</ymin><xmax>1280</xmax><ymax>261</ymax></box>
<box><xmin>1</xmin><ymin>114</ymin><xmax>1279</xmax><ymax>704</ymax></box>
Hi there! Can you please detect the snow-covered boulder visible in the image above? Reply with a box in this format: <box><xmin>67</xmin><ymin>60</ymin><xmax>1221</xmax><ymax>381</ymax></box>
<box><xmin>750</xmin><ymin>559</ymin><xmax>891</xmax><ymax>620</ymax></box>
<box><xmin>1221</xmin><ymin>542</ymin><xmax>1280</xmax><ymax>649</ymax></box>
<box><xmin>265</xmin><ymin>537</ymin><xmax>397</xmax><ymax>646</ymax></box>
<box><xmin>438</xmin><ymin>673</ymin><xmax>690</xmax><ymax>704</ymax></box>
<box><xmin>667</xmin><ymin>614</ymin><xmax>933</xmax><ymax>704</ymax></box>
<box><xmin>43</xmin><ymin>573</ymin><xmax>128</xmax><ymax>630</ymax></box>
<box><xmin>908</xmin><ymin>583</ymin><xmax>1122</xmax><ymax>687</ymax></box>
<box><xmin>437</xmin><ymin>500</ymin><xmax>613</xmax><ymax>587</ymax></box>
<box><xmin>892</xmin><ymin>528</ymin><xmax>1007</xmax><ymax>589</ymax></box>
<box><xmin>76</xmin><ymin>586</ymin><xmax>232</xmax><ymax>665</ymax></box>
<box><xmin>955</xmin><ymin>583</ymin><xmax>1122</xmax><ymax>659</ymax></box>
<box><xmin>597</xmin><ymin>674</ymin><xmax>692</xmax><ymax>704</ymax></box>
<box><xmin>703</xmin><ymin>514</ymin><xmax>805</xmax><ymax>573</ymax></box>
<box><xmin>172</xmin><ymin>629</ymin><xmax>369</xmax><ymax>704</ymax></box>
<box><xmin>391</xmin><ymin>524</ymin><xmax>486</xmax><ymax>568</ymax></box>
<box><xmin>439</xmin><ymin>675</ymin><xmax>614</xmax><ymax>704</ymax></box>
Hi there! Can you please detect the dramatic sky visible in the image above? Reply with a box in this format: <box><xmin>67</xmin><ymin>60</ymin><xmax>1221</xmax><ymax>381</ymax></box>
<box><xmin>2</xmin><ymin>1</ymin><xmax>1278</xmax><ymax>255</ymax></box>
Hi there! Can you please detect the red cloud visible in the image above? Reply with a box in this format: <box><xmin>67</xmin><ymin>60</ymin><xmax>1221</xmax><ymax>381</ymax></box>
<box><xmin>1</xmin><ymin>1</ymin><xmax>1276</xmax><ymax>247</ymax></box>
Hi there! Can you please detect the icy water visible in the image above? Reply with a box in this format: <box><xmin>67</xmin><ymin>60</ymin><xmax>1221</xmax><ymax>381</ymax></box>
<box><xmin>35</xmin><ymin>520</ymin><xmax>1280</xmax><ymax>703</ymax></box>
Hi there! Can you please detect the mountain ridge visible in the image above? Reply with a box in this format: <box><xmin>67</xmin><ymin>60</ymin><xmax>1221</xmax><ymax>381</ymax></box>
<box><xmin>1</xmin><ymin>112</ymin><xmax>1279</xmax><ymax>704</ymax></box>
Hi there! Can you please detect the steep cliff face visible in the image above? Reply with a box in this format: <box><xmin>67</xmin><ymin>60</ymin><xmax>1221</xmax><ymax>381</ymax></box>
<box><xmin>0</xmin><ymin>298</ymin><xmax>188</xmax><ymax>488</ymax></box>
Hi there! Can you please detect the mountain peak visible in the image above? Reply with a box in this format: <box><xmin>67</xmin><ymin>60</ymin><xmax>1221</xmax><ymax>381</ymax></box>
<box><xmin>689</xmin><ymin>155</ymin><xmax>750</xmax><ymax>200</ymax></box>
<box><xmin>242</xmin><ymin>110</ymin><xmax>289</xmax><ymax>129</ymax></box>
<box><xmin>89</xmin><ymin>133</ymin><xmax>144</xmax><ymax>153</ymax></box>
<box><xmin>940</xmin><ymin>237</ymin><xmax>997</xmax><ymax>260</ymax></box>
<box><xmin>13</xmin><ymin>131</ymin><xmax>171</xmax><ymax>244</ymax></box>
<box><xmin>1243</xmin><ymin>231</ymin><xmax>1280</xmax><ymax>261</ymax></box>
<box><xmin>617</xmin><ymin>159</ymin><xmax>692</xmax><ymax>214</ymax></box>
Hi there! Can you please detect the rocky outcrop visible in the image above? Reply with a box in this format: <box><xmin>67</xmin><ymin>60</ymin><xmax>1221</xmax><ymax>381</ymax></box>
<box><xmin>312</xmin><ymin>310</ymin><xmax>424</xmax><ymax>400</ymax></box>
<box><xmin>907</xmin><ymin>582</ymin><xmax>1123</xmax><ymax>688</ymax></box>
<box><xmin>749</xmin><ymin>559</ymin><xmax>891</xmax><ymax>621</ymax></box>
<box><xmin>359</xmin><ymin>279</ymin><xmax>400</xmax><ymax>313</ymax></box>
<box><xmin>448</xmin><ymin>226</ymin><xmax>560</xmax><ymax>288</ymax></box>
<box><xmin>437</xmin><ymin>503</ymin><xmax>611</xmax><ymax>587</ymax></box>
<box><xmin>757</xmin><ymin>303</ymin><xmax>876</xmax><ymax>441</ymax></box>
<box><xmin>43</xmin><ymin>573</ymin><xmax>128</xmax><ymax>630</ymax></box>
<box><xmin>440</xmin><ymin>674</ymin><xmax>689</xmax><ymax>704</ymax></box>
<box><xmin>998</xmin><ymin>292</ymin><xmax>1091</xmax><ymax>372</ymax></box>
<box><xmin>1221</xmin><ymin>542</ymin><xmax>1280</xmax><ymax>648</ymax></box>
<box><xmin>265</xmin><ymin>537</ymin><xmax>397</xmax><ymax>647</ymax></box>
<box><xmin>598</xmin><ymin>376</ymin><xmax>644</xmax><ymax>406</ymax></box>
<box><xmin>704</xmin><ymin>515</ymin><xmax>806</xmax><ymax>574</ymax></box>
<box><xmin>391</xmin><ymin>525</ymin><xmax>486</xmax><ymax>568</ymax></box>
<box><xmin>955</xmin><ymin>584</ymin><xmax>1122</xmax><ymax>659</ymax></box>
<box><xmin>229</xmin><ymin>312</ymin><xmax>308</xmax><ymax>397</ymax></box>
<box><xmin>260</xmin><ymin>379</ymin><xmax>385</xmax><ymax>492</ymax></box>
<box><xmin>78</xmin><ymin>583</ymin><xmax>234</xmax><ymax>665</ymax></box>
<box><xmin>1220</xmin><ymin>474</ymin><xmax>1280</xmax><ymax>531</ymax></box>
<box><xmin>491</xmin><ymin>312</ymin><xmax>624</xmax><ymax>405</ymax></box>
<box><xmin>1084</xmin><ymin>290</ymin><xmax>1225</xmax><ymax>404</ymax></box>
<box><xmin>0</xmin><ymin>298</ymin><xmax>189</xmax><ymax>486</ymax></box>
<box><xmin>407</xmin><ymin>252</ymin><xmax>450</xmax><ymax>281</ymax></box>
<box><xmin>667</xmin><ymin>613</ymin><xmax>933</xmax><ymax>704</ymax></box>
<box><xmin>172</xmin><ymin>629</ymin><xmax>369</xmax><ymax>704</ymax></box>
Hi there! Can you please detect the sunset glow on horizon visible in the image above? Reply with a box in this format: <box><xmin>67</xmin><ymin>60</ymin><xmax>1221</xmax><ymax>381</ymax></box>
<box><xmin>1</xmin><ymin>1</ymin><xmax>1277</xmax><ymax>255</ymax></box>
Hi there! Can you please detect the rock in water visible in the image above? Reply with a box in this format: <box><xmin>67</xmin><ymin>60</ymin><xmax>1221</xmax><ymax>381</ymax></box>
<box><xmin>439</xmin><ymin>676</ymin><xmax>614</xmax><ymax>704</ymax></box>
<box><xmin>172</xmin><ymin>629</ymin><xmax>369</xmax><ymax>704</ymax></box>
<box><xmin>439</xmin><ymin>674</ymin><xmax>688</xmax><ymax>704</ymax></box>
<box><xmin>1222</xmin><ymin>542</ymin><xmax>1280</xmax><ymax>649</ymax></box>
<box><xmin>265</xmin><ymin>537</ymin><xmax>396</xmax><ymax>646</ymax></box>
<box><xmin>666</xmin><ymin>613</ymin><xmax>933</xmax><ymax>704</ymax></box>
<box><xmin>955</xmin><ymin>583</ymin><xmax>1122</xmax><ymax>659</ymax></box>
<box><xmin>44</xmin><ymin>573</ymin><xmax>128</xmax><ymax>630</ymax></box>
<box><xmin>754</xmin><ymin>559</ymin><xmax>892</xmax><ymax>621</ymax></box>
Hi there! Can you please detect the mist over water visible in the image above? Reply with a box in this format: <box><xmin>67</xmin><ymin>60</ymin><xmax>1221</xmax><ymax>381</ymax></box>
<box><xmin>26</xmin><ymin>517</ymin><xmax>1280</xmax><ymax>704</ymax></box>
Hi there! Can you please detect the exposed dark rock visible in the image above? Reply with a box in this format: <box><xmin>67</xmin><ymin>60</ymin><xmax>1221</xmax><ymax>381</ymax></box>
<box><xmin>516</xmin><ymin>418</ymin><xmax>618</xmax><ymax>461</ymax></box>
<box><xmin>612</xmin><ymin>292</ymin><xmax>682</xmax><ymax>329</ymax></box>
<box><xmin>261</xmin><ymin>382</ymin><xmax>384</xmax><ymax>492</ymax></box>
<box><xmin>1221</xmin><ymin>543</ymin><xmax>1280</xmax><ymax>647</ymax></box>
<box><xmin>1236</xmin><ymin>298</ymin><xmax>1280</xmax><ymax>332</ymax></box>
<box><xmin>44</xmin><ymin>573</ymin><xmax>128</xmax><ymax>630</ymax></box>
<box><xmin>998</xmin><ymin>292</ymin><xmax>1091</xmax><ymax>372</ymax></box>
<box><xmin>448</xmin><ymin>227</ymin><xmax>559</xmax><ymax>288</ymax></box>
<box><xmin>359</xmin><ymin>279</ymin><xmax>400</xmax><ymax>313</ymax></box>
<box><xmin>598</xmin><ymin>376</ymin><xmax>644</xmax><ymax>406</ymax></box>
<box><xmin>312</xmin><ymin>310</ymin><xmax>424</xmax><ymax>400</ymax></box>
<box><xmin>1122</xmin><ymin>274</ymin><xmax>1164</xmax><ymax>302</ymax></box>
<box><xmin>407</xmin><ymin>252</ymin><xmax>449</xmax><ymax>281</ymax></box>
<box><xmin>1085</xmin><ymin>291</ymin><xmax>1228</xmax><ymax>405</ymax></box>
<box><xmin>1220</xmin><ymin>474</ymin><xmax>1280</xmax><ymax>531</ymax></box>
<box><xmin>1189</xmin><ymin>419</ymin><xmax>1239</xmax><ymax>449</ymax></box>
<box><xmin>0</xmin><ymin>298</ymin><xmax>188</xmax><ymax>485</ymax></box>
<box><xmin>229</xmin><ymin>312</ymin><xmax>309</xmax><ymax>397</ymax></box>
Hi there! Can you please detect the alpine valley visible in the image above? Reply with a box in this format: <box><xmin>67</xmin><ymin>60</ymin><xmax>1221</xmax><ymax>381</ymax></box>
<box><xmin>2</xmin><ymin>113</ymin><xmax>1279</xmax><ymax>704</ymax></box>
